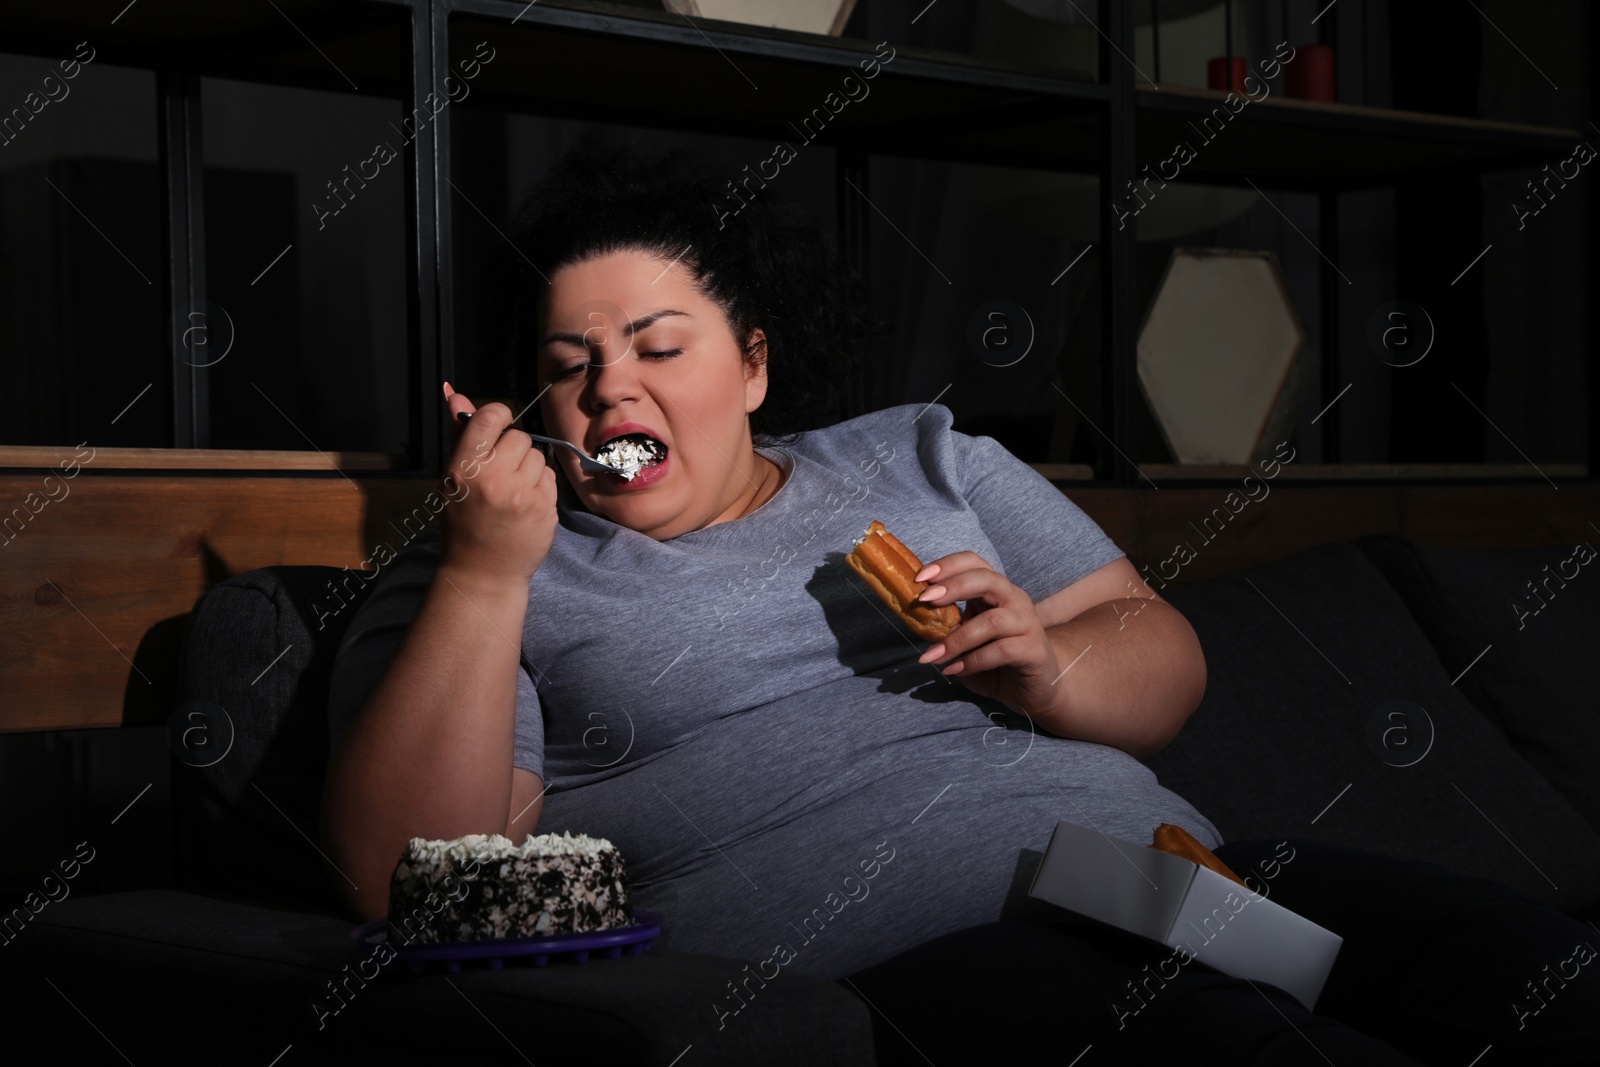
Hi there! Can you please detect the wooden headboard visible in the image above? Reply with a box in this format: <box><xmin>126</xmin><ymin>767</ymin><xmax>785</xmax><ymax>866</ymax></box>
<box><xmin>1</xmin><ymin>474</ymin><xmax>437</xmax><ymax>732</ymax></box>
<box><xmin>4</xmin><ymin>473</ymin><xmax>1596</xmax><ymax>732</ymax></box>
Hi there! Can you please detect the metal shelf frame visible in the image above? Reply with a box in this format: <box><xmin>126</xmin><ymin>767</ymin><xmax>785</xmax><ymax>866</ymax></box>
<box><xmin>0</xmin><ymin>0</ymin><xmax>1588</xmax><ymax>483</ymax></box>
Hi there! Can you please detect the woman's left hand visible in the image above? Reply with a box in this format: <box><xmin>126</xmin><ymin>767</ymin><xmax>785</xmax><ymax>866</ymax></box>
<box><xmin>913</xmin><ymin>551</ymin><xmax>1061</xmax><ymax>720</ymax></box>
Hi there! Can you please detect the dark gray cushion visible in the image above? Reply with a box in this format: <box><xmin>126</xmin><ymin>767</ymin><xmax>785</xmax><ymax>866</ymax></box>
<box><xmin>1143</xmin><ymin>542</ymin><xmax>1600</xmax><ymax>916</ymax></box>
<box><xmin>175</xmin><ymin>567</ymin><xmax>368</xmax><ymax>913</ymax></box>
<box><xmin>1356</xmin><ymin>534</ymin><xmax>1600</xmax><ymax>840</ymax></box>
<box><xmin>9</xmin><ymin>889</ymin><xmax>876</xmax><ymax>1065</ymax></box>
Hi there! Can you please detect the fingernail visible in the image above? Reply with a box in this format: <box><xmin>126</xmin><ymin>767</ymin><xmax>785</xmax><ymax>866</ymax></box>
<box><xmin>915</xmin><ymin>564</ymin><xmax>938</xmax><ymax>582</ymax></box>
<box><xmin>457</xmin><ymin>411</ymin><xmax>471</xmax><ymax>424</ymax></box>
<box><xmin>917</xmin><ymin>584</ymin><xmax>945</xmax><ymax>602</ymax></box>
<box><xmin>918</xmin><ymin>644</ymin><xmax>945</xmax><ymax>664</ymax></box>
<box><xmin>443</xmin><ymin>381</ymin><xmax>454</xmax><ymax>398</ymax></box>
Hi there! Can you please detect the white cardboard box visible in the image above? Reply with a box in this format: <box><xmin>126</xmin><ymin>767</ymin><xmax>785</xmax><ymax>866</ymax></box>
<box><xmin>1027</xmin><ymin>820</ymin><xmax>1343</xmax><ymax>1010</ymax></box>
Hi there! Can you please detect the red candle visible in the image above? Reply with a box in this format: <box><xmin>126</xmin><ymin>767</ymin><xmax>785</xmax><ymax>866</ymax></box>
<box><xmin>1207</xmin><ymin>56</ymin><xmax>1248</xmax><ymax>93</ymax></box>
<box><xmin>1287</xmin><ymin>43</ymin><xmax>1336</xmax><ymax>102</ymax></box>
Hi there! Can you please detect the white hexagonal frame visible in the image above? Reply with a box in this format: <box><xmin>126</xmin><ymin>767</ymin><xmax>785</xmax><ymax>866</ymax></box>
<box><xmin>1137</xmin><ymin>248</ymin><xmax>1306</xmax><ymax>465</ymax></box>
<box><xmin>670</xmin><ymin>0</ymin><xmax>857</xmax><ymax>35</ymax></box>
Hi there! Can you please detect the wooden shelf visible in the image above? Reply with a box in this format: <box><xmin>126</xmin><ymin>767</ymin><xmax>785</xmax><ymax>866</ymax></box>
<box><xmin>1028</xmin><ymin>463</ymin><xmax>1098</xmax><ymax>481</ymax></box>
<box><xmin>1136</xmin><ymin>83</ymin><xmax>1579</xmax><ymax>189</ymax></box>
<box><xmin>1135</xmin><ymin>463</ymin><xmax>1585</xmax><ymax>482</ymax></box>
<box><xmin>0</xmin><ymin>446</ymin><xmax>401</xmax><ymax>471</ymax></box>
<box><xmin>1034</xmin><ymin>462</ymin><xmax>1585</xmax><ymax>483</ymax></box>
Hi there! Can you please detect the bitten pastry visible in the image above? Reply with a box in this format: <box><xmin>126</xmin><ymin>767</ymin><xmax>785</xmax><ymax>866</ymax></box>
<box><xmin>847</xmin><ymin>520</ymin><xmax>960</xmax><ymax>641</ymax></box>
<box><xmin>1148</xmin><ymin>823</ymin><xmax>1248</xmax><ymax>887</ymax></box>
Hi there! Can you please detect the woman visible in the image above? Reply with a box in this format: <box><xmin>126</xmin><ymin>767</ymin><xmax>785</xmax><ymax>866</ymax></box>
<box><xmin>320</xmin><ymin>138</ymin><xmax>1598</xmax><ymax>1064</ymax></box>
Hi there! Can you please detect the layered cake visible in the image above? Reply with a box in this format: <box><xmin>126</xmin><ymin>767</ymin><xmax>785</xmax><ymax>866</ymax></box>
<box><xmin>388</xmin><ymin>831</ymin><xmax>631</xmax><ymax>944</ymax></box>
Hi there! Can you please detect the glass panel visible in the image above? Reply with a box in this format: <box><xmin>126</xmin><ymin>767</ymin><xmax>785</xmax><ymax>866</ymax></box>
<box><xmin>0</xmin><ymin>51</ymin><xmax>167</xmax><ymax>449</ymax></box>
<box><xmin>868</xmin><ymin>157</ymin><xmax>1097</xmax><ymax>466</ymax></box>
<box><xmin>200</xmin><ymin>77</ymin><xmax>410</xmax><ymax>457</ymax></box>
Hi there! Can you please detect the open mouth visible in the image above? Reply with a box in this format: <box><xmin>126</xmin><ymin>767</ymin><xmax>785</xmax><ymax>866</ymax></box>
<box><xmin>594</xmin><ymin>433</ymin><xmax>668</xmax><ymax>480</ymax></box>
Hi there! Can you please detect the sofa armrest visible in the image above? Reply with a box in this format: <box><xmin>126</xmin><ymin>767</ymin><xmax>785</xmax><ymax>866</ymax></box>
<box><xmin>5</xmin><ymin>890</ymin><xmax>876</xmax><ymax>1066</ymax></box>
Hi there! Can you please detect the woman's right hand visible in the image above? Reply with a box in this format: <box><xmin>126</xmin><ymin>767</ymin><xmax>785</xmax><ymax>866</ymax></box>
<box><xmin>439</xmin><ymin>383</ymin><xmax>559</xmax><ymax>588</ymax></box>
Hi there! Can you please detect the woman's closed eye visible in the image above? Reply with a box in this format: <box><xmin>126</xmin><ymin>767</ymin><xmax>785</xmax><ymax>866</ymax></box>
<box><xmin>552</xmin><ymin>349</ymin><xmax>683</xmax><ymax>380</ymax></box>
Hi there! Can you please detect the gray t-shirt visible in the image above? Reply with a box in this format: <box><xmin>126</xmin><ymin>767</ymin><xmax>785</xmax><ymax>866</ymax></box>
<box><xmin>328</xmin><ymin>402</ymin><xmax>1222</xmax><ymax>981</ymax></box>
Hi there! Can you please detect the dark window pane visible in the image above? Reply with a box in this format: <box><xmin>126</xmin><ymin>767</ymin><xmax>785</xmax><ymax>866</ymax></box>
<box><xmin>0</xmin><ymin>54</ymin><xmax>166</xmax><ymax>448</ymax></box>
<box><xmin>200</xmin><ymin>77</ymin><xmax>410</xmax><ymax>457</ymax></box>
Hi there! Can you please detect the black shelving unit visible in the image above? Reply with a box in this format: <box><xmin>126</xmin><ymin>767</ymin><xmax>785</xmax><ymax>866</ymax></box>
<box><xmin>3</xmin><ymin>0</ymin><xmax>1586</xmax><ymax>484</ymax></box>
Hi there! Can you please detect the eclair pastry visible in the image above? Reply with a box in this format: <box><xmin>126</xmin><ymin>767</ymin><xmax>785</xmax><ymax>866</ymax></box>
<box><xmin>847</xmin><ymin>520</ymin><xmax>960</xmax><ymax>641</ymax></box>
<box><xmin>1148</xmin><ymin>823</ymin><xmax>1248</xmax><ymax>887</ymax></box>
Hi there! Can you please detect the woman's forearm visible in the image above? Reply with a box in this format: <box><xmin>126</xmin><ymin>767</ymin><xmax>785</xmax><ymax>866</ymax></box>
<box><xmin>319</xmin><ymin>563</ymin><xmax>529</xmax><ymax>920</ymax></box>
<box><xmin>1032</xmin><ymin>598</ymin><xmax>1206</xmax><ymax>757</ymax></box>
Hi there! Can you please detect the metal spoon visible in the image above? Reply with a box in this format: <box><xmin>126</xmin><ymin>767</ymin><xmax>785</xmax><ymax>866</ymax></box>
<box><xmin>456</xmin><ymin>410</ymin><xmax>638</xmax><ymax>476</ymax></box>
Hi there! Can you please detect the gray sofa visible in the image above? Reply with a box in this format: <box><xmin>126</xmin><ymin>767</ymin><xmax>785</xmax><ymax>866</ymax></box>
<box><xmin>11</xmin><ymin>534</ymin><xmax>1600</xmax><ymax>1065</ymax></box>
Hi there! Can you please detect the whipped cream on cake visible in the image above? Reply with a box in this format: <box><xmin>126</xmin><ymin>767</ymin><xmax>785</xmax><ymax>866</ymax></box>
<box><xmin>595</xmin><ymin>434</ymin><xmax>665</xmax><ymax>480</ymax></box>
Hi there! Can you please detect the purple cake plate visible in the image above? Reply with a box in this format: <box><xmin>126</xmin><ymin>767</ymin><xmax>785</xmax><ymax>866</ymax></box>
<box><xmin>350</xmin><ymin>910</ymin><xmax>663</xmax><ymax>974</ymax></box>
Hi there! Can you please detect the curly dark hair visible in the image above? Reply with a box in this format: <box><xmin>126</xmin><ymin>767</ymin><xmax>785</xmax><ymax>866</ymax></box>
<box><xmin>495</xmin><ymin>130</ymin><xmax>880</xmax><ymax>448</ymax></box>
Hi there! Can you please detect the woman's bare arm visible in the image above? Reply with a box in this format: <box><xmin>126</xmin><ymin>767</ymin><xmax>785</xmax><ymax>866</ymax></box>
<box><xmin>320</xmin><ymin>567</ymin><xmax>531</xmax><ymax>921</ymax></box>
<box><xmin>1031</xmin><ymin>556</ymin><xmax>1206</xmax><ymax>757</ymax></box>
<box><xmin>319</xmin><ymin>398</ymin><xmax>558</xmax><ymax>922</ymax></box>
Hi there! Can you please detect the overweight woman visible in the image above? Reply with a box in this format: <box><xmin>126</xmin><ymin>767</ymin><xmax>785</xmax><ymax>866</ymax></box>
<box><xmin>320</xmin><ymin>138</ymin><xmax>1599</xmax><ymax>1065</ymax></box>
